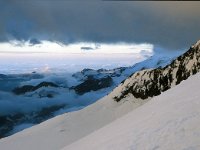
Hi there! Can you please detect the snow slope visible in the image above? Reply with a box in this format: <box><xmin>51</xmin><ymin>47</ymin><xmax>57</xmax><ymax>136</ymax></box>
<box><xmin>1</xmin><ymin>65</ymin><xmax>200</xmax><ymax>150</ymax></box>
<box><xmin>0</xmin><ymin>80</ymin><xmax>149</xmax><ymax>150</ymax></box>
<box><xmin>64</xmin><ymin>72</ymin><xmax>200</xmax><ymax>150</ymax></box>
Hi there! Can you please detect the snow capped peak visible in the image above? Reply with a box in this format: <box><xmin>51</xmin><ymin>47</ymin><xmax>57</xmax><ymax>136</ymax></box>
<box><xmin>112</xmin><ymin>40</ymin><xmax>200</xmax><ymax>102</ymax></box>
<box><xmin>192</xmin><ymin>39</ymin><xmax>200</xmax><ymax>49</ymax></box>
<box><xmin>63</xmin><ymin>72</ymin><xmax>200</xmax><ymax>150</ymax></box>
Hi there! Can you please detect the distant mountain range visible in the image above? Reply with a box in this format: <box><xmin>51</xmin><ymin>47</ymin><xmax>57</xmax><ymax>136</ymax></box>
<box><xmin>0</xmin><ymin>47</ymin><xmax>180</xmax><ymax>138</ymax></box>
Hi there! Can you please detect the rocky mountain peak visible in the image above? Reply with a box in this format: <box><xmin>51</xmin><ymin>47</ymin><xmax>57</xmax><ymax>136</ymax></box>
<box><xmin>113</xmin><ymin>39</ymin><xmax>200</xmax><ymax>102</ymax></box>
<box><xmin>192</xmin><ymin>40</ymin><xmax>200</xmax><ymax>49</ymax></box>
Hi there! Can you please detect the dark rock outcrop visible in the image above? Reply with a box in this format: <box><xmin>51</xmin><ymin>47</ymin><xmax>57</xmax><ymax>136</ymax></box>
<box><xmin>72</xmin><ymin>76</ymin><xmax>113</xmax><ymax>95</ymax></box>
<box><xmin>114</xmin><ymin>40</ymin><xmax>200</xmax><ymax>102</ymax></box>
<box><xmin>0</xmin><ymin>104</ymin><xmax>65</xmax><ymax>138</ymax></box>
<box><xmin>0</xmin><ymin>113</ymin><xmax>24</xmax><ymax>138</ymax></box>
<box><xmin>13</xmin><ymin>82</ymin><xmax>59</xmax><ymax>95</ymax></box>
<box><xmin>0</xmin><ymin>74</ymin><xmax>7</xmax><ymax>79</ymax></box>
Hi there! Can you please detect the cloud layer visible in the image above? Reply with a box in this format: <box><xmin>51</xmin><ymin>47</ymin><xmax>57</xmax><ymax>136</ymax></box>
<box><xmin>1</xmin><ymin>1</ymin><xmax>200</xmax><ymax>50</ymax></box>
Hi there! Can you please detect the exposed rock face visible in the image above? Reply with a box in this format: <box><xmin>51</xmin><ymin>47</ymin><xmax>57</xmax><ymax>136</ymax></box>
<box><xmin>0</xmin><ymin>74</ymin><xmax>7</xmax><ymax>78</ymax></box>
<box><xmin>72</xmin><ymin>76</ymin><xmax>113</xmax><ymax>95</ymax></box>
<box><xmin>0</xmin><ymin>104</ymin><xmax>65</xmax><ymax>138</ymax></box>
<box><xmin>72</xmin><ymin>67</ymin><xmax>125</xmax><ymax>82</ymax></box>
<box><xmin>0</xmin><ymin>113</ymin><xmax>24</xmax><ymax>138</ymax></box>
<box><xmin>71</xmin><ymin>56</ymin><xmax>173</xmax><ymax>96</ymax></box>
<box><xmin>114</xmin><ymin>40</ymin><xmax>200</xmax><ymax>102</ymax></box>
<box><xmin>12</xmin><ymin>82</ymin><xmax>59</xmax><ymax>95</ymax></box>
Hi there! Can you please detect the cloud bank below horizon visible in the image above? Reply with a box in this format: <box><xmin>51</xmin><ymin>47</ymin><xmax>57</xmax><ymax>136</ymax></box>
<box><xmin>0</xmin><ymin>41</ymin><xmax>155</xmax><ymax>74</ymax></box>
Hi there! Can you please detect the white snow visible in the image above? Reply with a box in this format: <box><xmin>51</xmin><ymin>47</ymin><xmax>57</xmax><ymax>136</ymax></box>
<box><xmin>0</xmin><ymin>87</ymin><xmax>147</xmax><ymax>150</ymax></box>
<box><xmin>64</xmin><ymin>72</ymin><xmax>200</xmax><ymax>150</ymax></box>
<box><xmin>1</xmin><ymin>70</ymin><xmax>200</xmax><ymax>150</ymax></box>
<box><xmin>192</xmin><ymin>40</ymin><xmax>200</xmax><ymax>49</ymax></box>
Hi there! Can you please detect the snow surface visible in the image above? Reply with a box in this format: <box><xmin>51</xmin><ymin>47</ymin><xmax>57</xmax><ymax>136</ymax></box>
<box><xmin>1</xmin><ymin>69</ymin><xmax>200</xmax><ymax>150</ymax></box>
<box><xmin>64</xmin><ymin>72</ymin><xmax>200</xmax><ymax>150</ymax></box>
<box><xmin>0</xmin><ymin>83</ymin><xmax>148</xmax><ymax>150</ymax></box>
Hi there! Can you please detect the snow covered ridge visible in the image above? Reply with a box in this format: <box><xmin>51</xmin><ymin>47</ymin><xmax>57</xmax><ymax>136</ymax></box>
<box><xmin>71</xmin><ymin>55</ymin><xmax>175</xmax><ymax>95</ymax></box>
<box><xmin>192</xmin><ymin>39</ymin><xmax>200</xmax><ymax>49</ymax></box>
<box><xmin>64</xmin><ymin>72</ymin><xmax>200</xmax><ymax>150</ymax></box>
<box><xmin>113</xmin><ymin>40</ymin><xmax>200</xmax><ymax>102</ymax></box>
<box><xmin>1</xmin><ymin>61</ymin><xmax>200</xmax><ymax>150</ymax></box>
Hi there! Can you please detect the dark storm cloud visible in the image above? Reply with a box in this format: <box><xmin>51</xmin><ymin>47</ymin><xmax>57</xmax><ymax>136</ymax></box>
<box><xmin>0</xmin><ymin>1</ymin><xmax>200</xmax><ymax>50</ymax></box>
<box><xmin>81</xmin><ymin>47</ymin><xmax>95</xmax><ymax>50</ymax></box>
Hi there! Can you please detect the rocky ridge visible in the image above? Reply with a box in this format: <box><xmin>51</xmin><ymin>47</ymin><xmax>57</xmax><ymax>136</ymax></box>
<box><xmin>114</xmin><ymin>40</ymin><xmax>200</xmax><ymax>101</ymax></box>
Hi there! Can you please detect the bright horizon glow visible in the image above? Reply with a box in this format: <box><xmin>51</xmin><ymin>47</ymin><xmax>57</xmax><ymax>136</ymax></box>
<box><xmin>0</xmin><ymin>41</ymin><xmax>154</xmax><ymax>74</ymax></box>
<box><xmin>0</xmin><ymin>41</ymin><xmax>154</xmax><ymax>54</ymax></box>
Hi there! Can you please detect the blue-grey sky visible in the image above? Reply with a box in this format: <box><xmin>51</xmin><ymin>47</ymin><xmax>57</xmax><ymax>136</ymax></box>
<box><xmin>1</xmin><ymin>0</ymin><xmax>200</xmax><ymax>50</ymax></box>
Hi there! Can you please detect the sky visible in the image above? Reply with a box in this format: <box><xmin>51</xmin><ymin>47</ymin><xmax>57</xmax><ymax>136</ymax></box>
<box><xmin>0</xmin><ymin>1</ymin><xmax>199</xmax><ymax>73</ymax></box>
<box><xmin>0</xmin><ymin>1</ymin><xmax>200</xmax><ymax>50</ymax></box>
